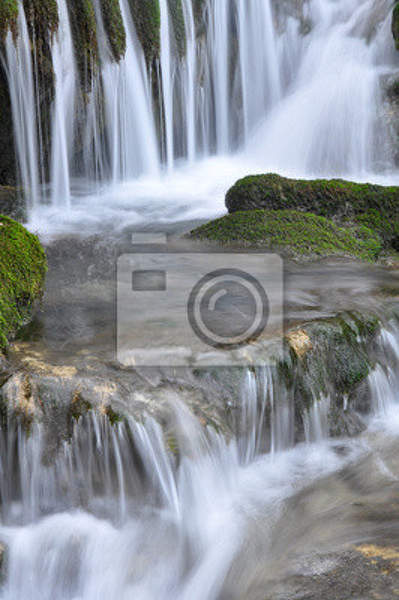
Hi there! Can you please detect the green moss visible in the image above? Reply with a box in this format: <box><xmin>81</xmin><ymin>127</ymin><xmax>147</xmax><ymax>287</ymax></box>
<box><xmin>167</xmin><ymin>0</ymin><xmax>186</xmax><ymax>57</ymax></box>
<box><xmin>105</xmin><ymin>405</ymin><xmax>123</xmax><ymax>425</ymax></box>
<box><xmin>68</xmin><ymin>0</ymin><xmax>99</xmax><ymax>91</ymax></box>
<box><xmin>0</xmin><ymin>0</ymin><xmax>18</xmax><ymax>41</ymax></box>
<box><xmin>99</xmin><ymin>0</ymin><xmax>126</xmax><ymax>62</ymax></box>
<box><xmin>225</xmin><ymin>173</ymin><xmax>399</xmax><ymax>252</ymax></box>
<box><xmin>128</xmin><ymin>0</ymin><xmax>160</xmax><ymax>67</ymax></box>
<box><xmin>189</xmin><ymin>209</ymin><xmax>382</xmax><ymax>261</ymax></box>
<box><xmin>393</xmin><ymin>3</ymin><xmax>399</xmax><ymax>50</ymax></box>
<box><xmin>69</xmin><ymin>392</ymin><xmax>92</xmax><ymax>422</ymax></box>
<box><xmin>351</xmin><ymin>209</ymin><xmax>399</xmax><ymax>251</ymax></box>
<box><xmin>0</xmin><ymin>216</ymin><xmax>47</xmax><ymax>348</ymax></box>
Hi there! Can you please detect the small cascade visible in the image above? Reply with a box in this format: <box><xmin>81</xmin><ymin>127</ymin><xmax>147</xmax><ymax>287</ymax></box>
<box><xmin>368</xmin><ymin>322</ymin><xmax>399</xmax><ymax>423</ymax></box>
<box><xmin>207</xmin><ymin>0</ymin><xmax>230</xmax><ymax>153</ymax></box>
<box><xmin>98</xmin><ymin>0</ymin><xmax>160</xmax><ymax>183</ymax></box>
<box><xmin>50</xmin><ymin>0</ymin><xmax>77</xmax><ymax>206</ymax></box>
<box><xmin>182</xmin><ymin>0</ymin><xmax>196</xmax><ymax>163</ymax></box>
<box><xmin>0</xmin><ymin>319</ymin><xmax>397</xmax><ymax>597</ymax></box>
<box><xmin>159</xmin><ymin>0</ymin><xmax>175</xmax><ymax>170</ymax></box>
<box><xmin>236</xmin><ymin>0</ymin><xmax>281</xmax><ymax>141</ymax></box>
<box><xmin>3</xmin><ymin>1</ymin><xmax>41</xmax><ymax>207</ymax></box>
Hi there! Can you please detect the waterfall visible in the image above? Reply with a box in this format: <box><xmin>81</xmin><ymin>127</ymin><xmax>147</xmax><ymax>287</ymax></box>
<box><xmin>0</xmin><ymin>321</ymin><xmax>398</xmax><ymax>597</ymax></box>
<box><xmin>3</xmin><ymin>1</ymin><xmax>41</xmax><ymax>208</ymax></box>
<box><xmin>0</xmin><ymin>319</ymin><xmax>397</xmax><ymax>597</ymax></box>
<box><xmin>159</xmin><ymin>0</ymin><xmax>175</xmax><ymax>170</ymax></box>
<box><xmin>1</xmin><ymin>0</ymin><xmax>398</xmax><ymax>219</ymax></box>
<box><xmin>50</xmin><ymin>0</ymin><xmax>77</xmax><ymax>206</ymax></box>
<box><xmin>182</xmin><ymin>0</ymin><xmax>196</xmax><ymax>163</ymax></box>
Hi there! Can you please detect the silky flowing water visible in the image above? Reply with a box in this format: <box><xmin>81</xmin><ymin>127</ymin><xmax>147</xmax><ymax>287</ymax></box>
<box><xmin>0</xmin><ymin>0</ymin><xmax>399</xmax><ymax>598</ymax></box>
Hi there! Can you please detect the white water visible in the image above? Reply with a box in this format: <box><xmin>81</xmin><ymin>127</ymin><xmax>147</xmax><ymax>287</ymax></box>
<box><xmin>0</xmin><ymin>321</ymin><xmax>398</xmax><ymax>599</ymax></box>
<box><xmin>50</xmin><ymin>0</ymin><xmax>76</xmax><ymax>206</ymax></box>
<box><xmin>2</xmin><ymin>0</ymin><xmax>398</xmax><ymax>233</ymax></box>
<box><xmin>2</xmin><ymin>2</ymin><xmax>41</xmax><ymax>208</ymax></box>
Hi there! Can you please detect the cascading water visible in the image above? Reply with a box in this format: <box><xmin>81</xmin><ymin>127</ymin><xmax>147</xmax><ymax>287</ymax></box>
<box><xmin>2</xmin><ymin>0</ymin><xmax>397</xmax><ymax>226</ymax></box>
<box><xmin>0</xmin><ymin>319</ymin><xmax>398</xmax><ymax>599</ymax></box>
<box><xmin>2</xmin><ymin>1</ymin><xmax>41</xmax><ymax>208</ymax></box>
<box><xmin>50</xmin><ymin>0</ymin><xmax>77</xmax><ymax>206</ymax></box>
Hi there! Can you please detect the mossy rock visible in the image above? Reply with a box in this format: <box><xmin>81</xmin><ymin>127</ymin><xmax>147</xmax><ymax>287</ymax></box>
<box><xmin>68</xmin><ymin>0</ymin><xmax>99</xmax><ymax>91</ymax></box>
<box><xmin>393</xmin><ymin>3</ymin><xmax>399</xmax><ymax>50</ymax></box>
<box><xmin>280</xmin><ymin>312</ymin><xmax>381</xmax><ymax>438</ymax></box>
<box><xmin>0</xmin><ymin>216</ymin><xmax>47</xmax><ymax>348</ymax></box>
<box><xmin>189</xmin><ymin>209</ymin><xmax>382</xmax><ymax>261</ymax></box>
<box><xmin>225</xmin><ymin>173</ymin><xmax>399</xmax><ymax>251</ymax></box>
<box><xmin>128</xmin><ymin>0</ymin><xmax>160</xmax><ymax>68</ymax></box>
<box><xmin>0</xmin><ymin>0</ymin><xmax>18</xmax><ymax>41</ymax></box>
<box><xmin>100</xmin><ymin>0</ymin><xmax>126</xmax><ymax>62</ymax></box>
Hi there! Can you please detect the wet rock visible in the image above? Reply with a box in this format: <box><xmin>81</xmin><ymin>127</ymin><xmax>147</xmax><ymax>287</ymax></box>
<box><xmin>393</xmin><ymin>2</ymin><xmax>399</xmax><ymax>50</ymax></box>
<box><xmin>0</xmin><ymin>186</ymin><xmax>26</xmax><ymax>221</ymax></box>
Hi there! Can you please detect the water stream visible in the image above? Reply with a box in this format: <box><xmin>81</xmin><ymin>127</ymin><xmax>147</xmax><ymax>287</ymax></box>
<box><xmin>1</xmin><ymin>1</ymin><xmax>399</xmax><ymax>597</ymax></box>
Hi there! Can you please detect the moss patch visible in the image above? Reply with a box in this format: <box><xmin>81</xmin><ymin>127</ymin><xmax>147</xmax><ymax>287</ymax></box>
<box><xmin>128</xmin><ymin>0</ymin><xmax>160</xmax><ymax>67</ymax></box>
<box><xmin>0</xmin><ymin>216</ymin><xmax>47</xmax><ymax>348</ymax></box>
<box><xmin>68</xmin><ymin>0</ymin><xmax>99</xmax><ymax>91</ymax></box>
<box><xmin>100</xmin><ymin>0</ymin><xmax>126</xmax><ymax>62</ymax></box>
<box><xmin>0</xmin><ymin>0</ymin><xmax>19</xmax><ymax>41</ymax></box>
<box><xmin>189</xmin><ymin>209</ymin><xmax>382</xmax><ymax>261</ymax></box>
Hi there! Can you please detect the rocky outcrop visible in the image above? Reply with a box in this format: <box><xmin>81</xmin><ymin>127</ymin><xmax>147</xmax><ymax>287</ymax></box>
<box><xmin>1</xmin><ymin>306</ymin><xmax>395</xmax><ymax>449</ymax></box>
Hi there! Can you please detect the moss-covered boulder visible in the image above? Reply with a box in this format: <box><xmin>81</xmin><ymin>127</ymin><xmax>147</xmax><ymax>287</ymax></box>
<box><xmin>99</xmin><ymin>0</ymin><xmax>126</xmax><ymax>62</ymax></box>
<box><xmin>0</xmin><ymin>216</ymin><xmax>47</xmax><ymax>348</ymax></box>
<box><xmin>189</xmin><ymin>209</ymin><xmax>382</xmax><ymax>261</ymax></box>
<box><xmin>128</xmin><ymin>0</ymin><xmax>160</xmax><ymax>68</ymax></box>
<box><xmin>225</xmin><ymin>174</ymin><xmax>399</xmax><ymax>251</ymax></box>
<box><xmin>393</xmin><ymin>2</ymin><xmax>399</xmax><ymax>50</ymax></box>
